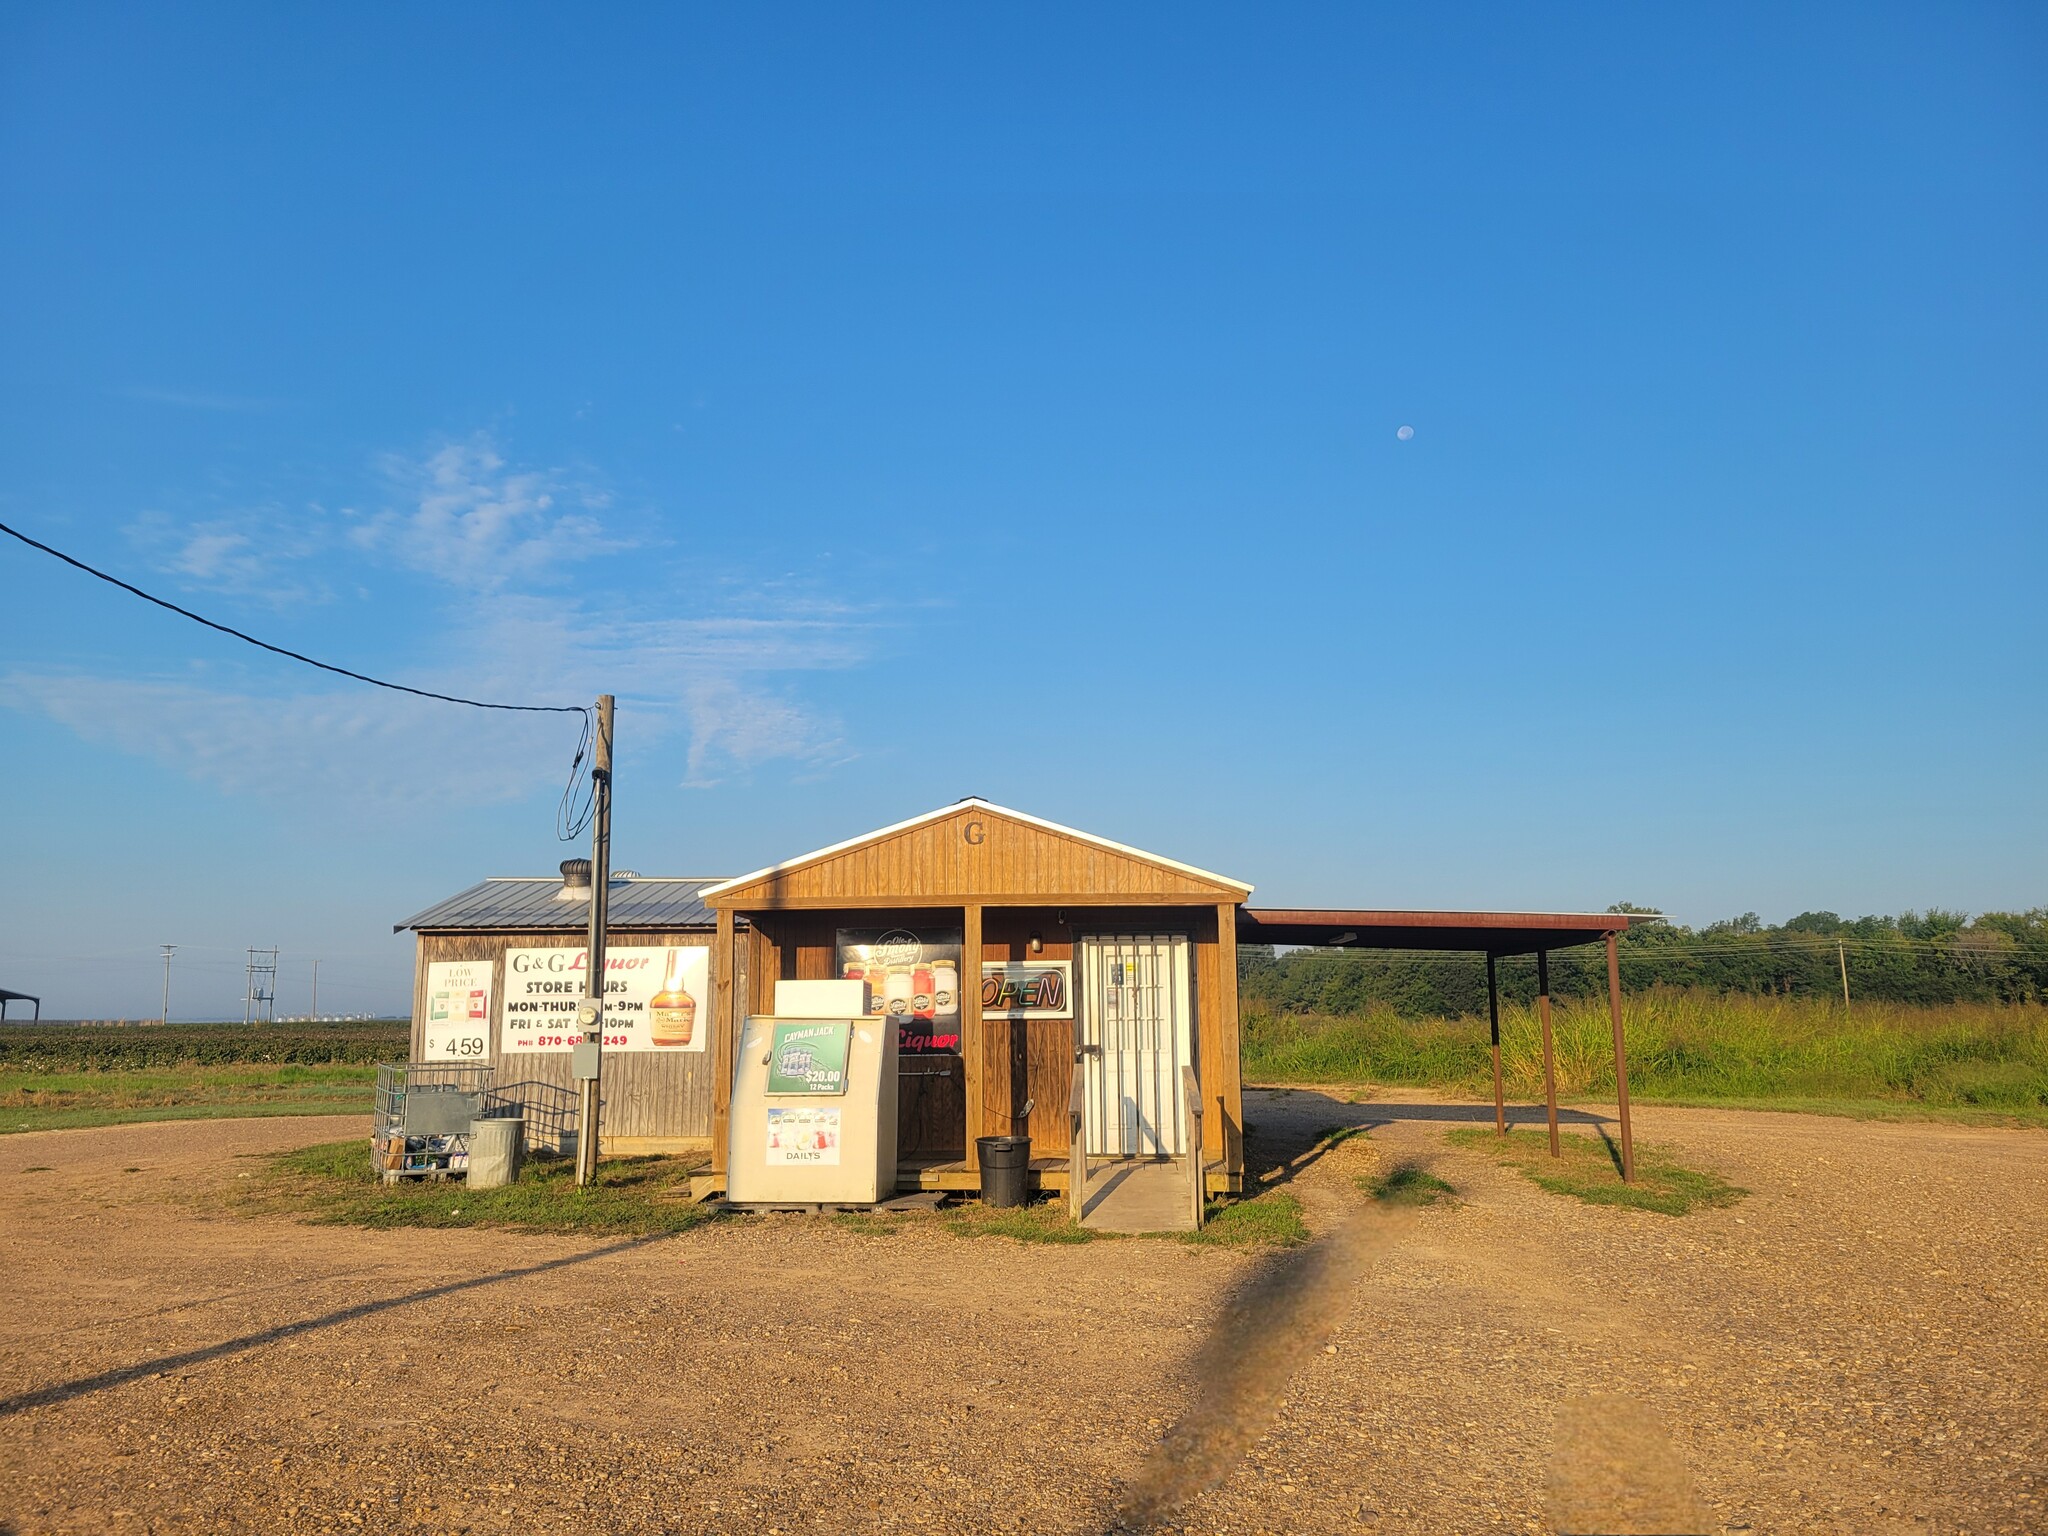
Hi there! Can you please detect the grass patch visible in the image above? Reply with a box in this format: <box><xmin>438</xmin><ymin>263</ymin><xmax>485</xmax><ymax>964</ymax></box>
<box><xmin>0</xmin><ymin>1065</ymin><xmax>376</xmax><ymax>1134</ymax></box>
<box><xmin>1243</xmin><ymin>993</ymin><xmax>2048</xmax><ymax>1126</ymax></box>
<box><xmin>836</xmin><ymin>1188</ymin><xmax>1310</xmax><ymax>1249</ymax></box>
<box><xmin>1447</xmin><ymin>1127</ymin><xmax>1746</xmax><ymax>1217</ymax></box>
<box><xmin>1365</xmin><ymin>1167</ymin><xmax>1456</xmax><ymax>1207</ymax></box>
<box><xmin>829</xmin><ymin>1210</ymin><xmax>901</xmax><ymax>1238</ymax></box>
<box><xmin>945</xmin><ymin>1199</ymin><xmax>1099</xmax><ymax>1244</ymax></box>
<box><xmin>239</xmin><ymin>1138</ymin><xmax>712</xmax><ymax>1236</ymax></box>
<box><xmin>1179</xmin><ymin>1188</ymin><xmax>1308</xmax><ymax>1247</ymax></box>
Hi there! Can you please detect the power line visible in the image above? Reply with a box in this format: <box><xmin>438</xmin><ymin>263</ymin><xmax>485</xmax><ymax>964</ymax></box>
<box><xmin>0</xmin><ymin>518</ymin><xmax>585</xmax><ymax>716</ymax></box>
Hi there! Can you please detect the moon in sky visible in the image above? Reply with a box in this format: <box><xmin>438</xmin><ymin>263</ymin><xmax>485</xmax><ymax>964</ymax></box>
<box><xmin>1396</xmin><ymin>424</ymin><xmax>1415</xmax><ymax>441</ymax></box>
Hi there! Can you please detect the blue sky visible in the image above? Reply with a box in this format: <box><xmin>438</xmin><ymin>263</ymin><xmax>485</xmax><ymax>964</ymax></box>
<box><xmin>2</xmin><ymin>4</ymin><xmax>2042</xmax><ymax>1019</ymax></box>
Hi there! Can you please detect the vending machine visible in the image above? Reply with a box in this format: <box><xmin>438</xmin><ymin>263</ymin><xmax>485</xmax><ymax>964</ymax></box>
<box><xmin>726</xmin><ymin>982</ymin><xmax>900</xmax><ymax>1207</ymax></box>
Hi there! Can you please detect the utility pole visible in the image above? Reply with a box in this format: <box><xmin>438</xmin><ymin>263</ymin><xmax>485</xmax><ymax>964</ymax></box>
<box><xmin>573</xmin><ymin>694</ymin><xmax>615</xmax><ymax>1188</ymax></box>
<box><xmin>160</xmin><ymin>944</ymin><xmax>176</xmax><ymax>1025</ymax></box>
<box><xmin>244</xmin><ymin>947</ymin><xmax>279</xmax><ymax>1024</ymax></box>
<box><xmin>1838</xmin><ymin>940</ymin><xmax>1851</xmax><ymax>1012</ymax></box>
<box><xmin>311</xmin><ymin>959</ymin><xmax>320</xmax><ymax>1023</ymax></box>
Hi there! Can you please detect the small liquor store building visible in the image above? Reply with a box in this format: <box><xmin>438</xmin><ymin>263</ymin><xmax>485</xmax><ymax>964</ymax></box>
<box><xmin>700</xmin><ymin>800</ymin><xmax>1254</xmax><ymax>1193</ymax></box>
<box><xmin>399</xmin><ymin>798</ymin><xmax>1644</xmax><ymax>1199</ymax></box>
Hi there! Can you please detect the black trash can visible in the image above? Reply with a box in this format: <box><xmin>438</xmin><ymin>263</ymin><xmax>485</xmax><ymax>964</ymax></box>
<box><xmin>976</xmin><ymin>1135</ymin><xmax>1032</xmax><ymax>1208</ymax></box>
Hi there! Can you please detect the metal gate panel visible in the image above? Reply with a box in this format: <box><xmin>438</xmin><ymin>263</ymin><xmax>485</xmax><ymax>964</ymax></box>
<box><xmin>1078</xmin><ymin>934</ymin><xmax>1191</xmax><ymax>1157</ymax></box>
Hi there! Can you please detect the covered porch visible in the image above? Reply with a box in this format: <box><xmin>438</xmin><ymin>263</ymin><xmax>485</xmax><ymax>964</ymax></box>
<box><xmin>1236</xmin><ymin>908</ymin><xmax>1642</xmax><ymax>1180</ymax></box>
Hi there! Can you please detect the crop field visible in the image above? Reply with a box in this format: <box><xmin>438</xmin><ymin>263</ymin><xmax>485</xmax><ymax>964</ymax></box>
<box><xmin>0</xmin><ymin>1024</ymin><xmax>405</xmax><ymax>1134</ymax></box>
<box><xmin>0</xmin><ymin>1021</ymin><xmax>408</xmax><ymax>1072</ymax></box>
<box><xmin>1244</xmin><ymin>992</ymin><xmax>2048</xmax><ymax>1123</ymax></box>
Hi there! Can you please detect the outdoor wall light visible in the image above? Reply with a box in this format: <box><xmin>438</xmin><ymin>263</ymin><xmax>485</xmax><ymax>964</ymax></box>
<box><xmin>1029</xmin><ymin>932</ymin><xmax>1043</xmax><ymax>954</ymax></box>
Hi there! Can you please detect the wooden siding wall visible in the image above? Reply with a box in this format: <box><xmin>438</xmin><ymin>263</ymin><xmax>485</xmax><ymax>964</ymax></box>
<box><xmin>410</xmin><ymin>928</ymin><xmax>732</xmax><ymax>1144</ymax></box>
<box><xmin>712</xmin><ymin>805</ymin><xmax>1247</xmax><ymax>909</ymax></box>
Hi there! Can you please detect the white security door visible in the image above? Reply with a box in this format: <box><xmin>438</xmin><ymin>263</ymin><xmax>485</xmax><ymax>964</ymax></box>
<box><xmin>1078</xmin><ymin>934</ymin><xmax>1193</xmax><ymax>1157</ymax></box>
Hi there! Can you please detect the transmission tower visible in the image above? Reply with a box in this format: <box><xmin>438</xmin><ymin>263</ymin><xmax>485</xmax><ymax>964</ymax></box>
<box><xmin>243</xmin><ymin>947</ymin><xmax>279</xmax><ymax>1024</ymax></box>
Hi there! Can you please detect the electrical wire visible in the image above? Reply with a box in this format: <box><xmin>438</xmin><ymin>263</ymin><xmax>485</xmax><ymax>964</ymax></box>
<box><xmin>2</xmin><ymin>516</ymin><xmax>600</xmax><ymax>840</ymax></box>
<box><xmin>556</xmin><ymin>706</ymin><xmax>598</xmax><ymax>841</ymax></box>
<box><xmin>0</xmin><ymin>518</ymin><xmax>586</xmax><ymax>716</ymax></box>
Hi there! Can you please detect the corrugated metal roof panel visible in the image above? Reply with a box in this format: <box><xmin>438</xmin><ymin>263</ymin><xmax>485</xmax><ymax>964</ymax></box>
<box><xmin>395</xmin><ymin>877</ymin><xmax>728</xmax><ymax>933</ymax></box>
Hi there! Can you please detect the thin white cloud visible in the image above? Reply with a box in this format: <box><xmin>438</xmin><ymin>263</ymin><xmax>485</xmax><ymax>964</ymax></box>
<box><xmin>0</xmin><ymin>670</ymin><xmax>566</xmax><ymax>808</ymax></box>
<box><xmin>350</xmin><ymin>434</ymin><xmax>621</xmax><ymax>587</ymax></box>
<box><xmin>125</xmin><ymin>507</ymin><xmax>331</xmax><ymax>606</ymax></box>
<box><xmin>678</xmin><ymin>677</ymin><xmax>848</xmax><ymax>787</ymax></box>
<box><xmin>14</xmin><ymin>431</ymin><xmax>882</xmax><ymax>803</ymax></box>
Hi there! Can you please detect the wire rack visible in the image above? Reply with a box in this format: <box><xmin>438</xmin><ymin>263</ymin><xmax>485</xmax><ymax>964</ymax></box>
<box><xmin>372</xmin><ymin>1062</ymin><xmax>509</xmax><ymax>1182</ymax></box>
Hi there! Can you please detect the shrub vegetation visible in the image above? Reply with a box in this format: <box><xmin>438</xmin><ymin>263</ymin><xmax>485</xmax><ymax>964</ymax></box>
<box><xmin>1243</xmin><ymin>991</ymin><xmax>2048</xmax><ymax>1121</ymax></box>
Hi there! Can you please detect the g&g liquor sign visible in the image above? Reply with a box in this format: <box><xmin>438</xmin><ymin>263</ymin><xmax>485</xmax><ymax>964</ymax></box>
<box><xmin>499</xmin><ymin>945</ymin><xmax>709</xmax><ymax>1054</ymax></box>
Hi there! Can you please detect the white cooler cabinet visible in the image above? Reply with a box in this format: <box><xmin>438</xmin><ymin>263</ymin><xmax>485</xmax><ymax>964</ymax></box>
<box><xmin>726</xmin><ymin>1015</ymin><xmax>899</xmax><ymax>1206</ymax></box>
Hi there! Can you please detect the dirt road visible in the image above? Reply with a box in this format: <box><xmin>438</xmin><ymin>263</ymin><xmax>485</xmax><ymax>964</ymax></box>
<box><xmin>1</xmin><ymin>1096</ymin><xmax>2041</xmax><ymax>1535</ymax></box>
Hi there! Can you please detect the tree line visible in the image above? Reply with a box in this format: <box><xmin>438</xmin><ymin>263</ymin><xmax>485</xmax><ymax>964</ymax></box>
<box><xmin>1238</xmin><ymin>907</ymin><xmax>2048</xmax><ymax>1018</ymax></box>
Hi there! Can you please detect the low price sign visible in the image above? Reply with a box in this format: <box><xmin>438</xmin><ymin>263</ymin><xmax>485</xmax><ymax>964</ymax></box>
<box><xmin>422</xmin><ymin>960</ymin><xmax>493</xmax><ymax>1060</ymax></box>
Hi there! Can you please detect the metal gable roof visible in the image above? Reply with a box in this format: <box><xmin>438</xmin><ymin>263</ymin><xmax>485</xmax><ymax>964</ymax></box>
<box><xmin>394</xmin><ymin>877</ymin><xmax>729</xmax><ymax>933</ymax></box>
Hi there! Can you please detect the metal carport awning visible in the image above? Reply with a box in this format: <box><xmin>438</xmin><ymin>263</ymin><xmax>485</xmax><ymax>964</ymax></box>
<box><xmin>1237</xmin><ymin>907</ymin><xmax>1631</xmax><ymax>955</ymax></box>
<box><xmin>1236</xmin><ymin>907</ymin><xmax>1639</xmax><ymax>1181</ymax></box>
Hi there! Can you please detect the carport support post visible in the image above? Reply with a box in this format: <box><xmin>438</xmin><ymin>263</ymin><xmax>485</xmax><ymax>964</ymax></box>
<box><xmin>1486</xmin><ymin>953</ymin><xmax>1505</xmax><ymax>1136</ymax></box>
<box><xmin>1606</xmin><ymin>932</ymin><xmax>1635</xmax><ymax>1183</ymax></box>
<box><xmin>1536</xmin><ymin>949</ymin><xmax>1560</xmax><ymax>1159</ymax></box>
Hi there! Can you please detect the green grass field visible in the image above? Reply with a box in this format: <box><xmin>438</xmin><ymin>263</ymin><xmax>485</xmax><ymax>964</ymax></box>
<box><xmin>1444</xmin><ymin>1127</ymin><xmax>1748</xmax><ymax>1216</ymax></box>
<box><xmin>0</xmin><ymin>1064</ymin><xmax>375</xmax><ymax>1134</ymax></box>
<box><xmin>1244</xmin><ymin>992</ymin><xmax>2048</xmax><ymax>1125</ymax></box>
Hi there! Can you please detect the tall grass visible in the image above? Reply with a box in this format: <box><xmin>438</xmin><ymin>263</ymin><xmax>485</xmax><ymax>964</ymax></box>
<box><xmin>1242</xmin><ymin>990</ymin><xmax>2048</xmax><ymax>1120</ymax></box>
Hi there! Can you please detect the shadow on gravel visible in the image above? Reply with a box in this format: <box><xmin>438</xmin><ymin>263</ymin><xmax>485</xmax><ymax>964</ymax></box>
<box><xmin>0</xmin><ymin>1232</ymin><xmax>674</xmax><ymax>1418</ymax></box>
<box><xmin>1105</xmin><ymin>1195</ymin><xmax>1409</xmax><ymax>1531</ymax></box>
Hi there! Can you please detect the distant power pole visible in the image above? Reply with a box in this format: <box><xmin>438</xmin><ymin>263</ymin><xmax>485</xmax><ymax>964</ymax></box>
<box><xmin>311</xmin><ymin>959</ymin><xmax>320</xmax><ymax>1022</ymax></box>
<box><xmin>160</xmin><ymin>944</ymin><xmax>177</xmax><ymax>1025</ymax></box>
<box><xmin>1838</xmin><ymin>941</ymin><xmax>1851</xmax><ymax>1012</ymax></box>
<box><xmin>244</xmin><ymin>947</ymin><xmax>279</xmax><ymax>1024</ymax></box>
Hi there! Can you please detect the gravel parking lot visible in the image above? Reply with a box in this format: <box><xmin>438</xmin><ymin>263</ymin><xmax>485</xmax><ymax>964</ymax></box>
<box><xmin>2</xmin><ymin>1092</ymin><xmax>2041</xmax><ymax>1535</ymax></box>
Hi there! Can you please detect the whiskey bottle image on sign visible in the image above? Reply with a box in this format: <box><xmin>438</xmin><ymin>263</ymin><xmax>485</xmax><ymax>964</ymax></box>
<box><xmin>649</xmin><ymin>949</ymin><xmax>697</xmax><ymax>1047</ymax></box>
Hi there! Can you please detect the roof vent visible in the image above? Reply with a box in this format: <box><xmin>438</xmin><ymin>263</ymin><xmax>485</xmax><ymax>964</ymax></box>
<box><xmin>612</xmin><ymin>869</ymin><xmax>639</xmax><ymax>881</ymax></box>
<box><xmin>555</xmin><ymin>859</ymin><xmax>592</xmax><ymax>902</ymax></box>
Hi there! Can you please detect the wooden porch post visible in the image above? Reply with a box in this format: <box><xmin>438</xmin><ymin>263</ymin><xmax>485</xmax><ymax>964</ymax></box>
<box><xmin>1213</xmin><ymin>901</ymin><xmax>1243</xmax><ymax>1185</ymax></box>
<box><xmin>1487</xmin><ymin>952</ymin><xmax>1505</xmax><ymax>1136</ymax></box>
<box><xmin>962</xmin><ymin>902</ymin><xmax>984</xmax><ymax>1173</ymax></box>
<box><xmin>710</xmin><ymin>905</ymin><xmax>736</xmax><ymax>1175</ymax></box>
<box><xmin>1606</xmin><ymin>931</ymin><xmax>1636</xmax><ymax>1183</ymax></box>
<box><xmin>1537</xmin><ymin>948</ymin><xmax>1560</xmax><ymax>1158</ymax></box>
